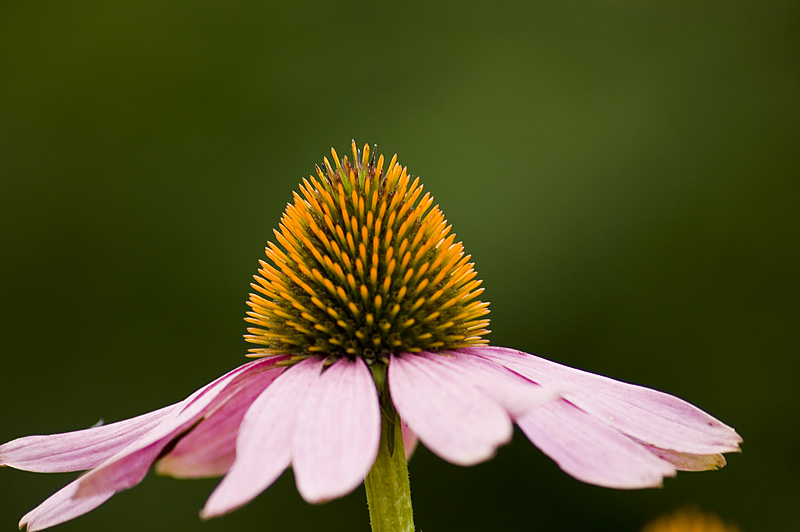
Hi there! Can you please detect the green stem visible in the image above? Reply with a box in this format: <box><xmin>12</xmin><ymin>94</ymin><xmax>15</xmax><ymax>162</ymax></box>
<box><xmin>365</xmin><ymin>365</ymin><xmax>415</xmax><ymax>532</ymax></box>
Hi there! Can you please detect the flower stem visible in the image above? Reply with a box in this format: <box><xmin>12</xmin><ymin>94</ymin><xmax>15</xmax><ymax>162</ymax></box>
<box><xmin>365</xmin><ymin>365</ymin><xmax>415</xmax><ymax>532</ymax></box>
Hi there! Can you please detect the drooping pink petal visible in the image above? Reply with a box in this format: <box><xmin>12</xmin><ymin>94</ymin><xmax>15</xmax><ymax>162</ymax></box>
<box><xmin>74</xmin><ymin>357</ymin><xmax>281</xmax><ymax>499</ymax></box>
<box><xmin>388</xmin><ymin>353</ymin><xmax>513</xmax><ymax>466</ymax></box>
<box><xmin>8</xmin><ymin>359</ymin><xmax>284</xmax><ymax>531</ymax></box>
<box><xmin>516</xmin><ymin>399</ymin><xmax>676</xmax><ymax>488</ymax></box>
<box><xmin>156</xmin><ymin>364</ymin><xmax>286</xmax><ymax>478</ymax></box>
<box><xmin>202</xmin><ymin>357</ymin><xmax>324</xmax><ymax>518</ymax></box>
<box><xmin>429</xmin><ymin>351</ymin><xmax>557</xmax><ymax>416</ymax></box>
<box><xmin>293</xmin><ymin>357</ymin><xmax>381</xmax><ymax>504</ymax></box>
<box><xmin>18</xmin><ymin>478</ymin><xmax>114</xmax><ymax>532</ymax></box>
<box><xmin>642</xmin><ymin>445</ymin><xmax>726</xmax><ymax>471</ymax></box>
<box><xmin>0</xmin><ymin>403</ymin><xmax>180</xmax><ymax>473</ymax></box>
<box><xmin>400</xmin><ymin>419</ymin><xmax>418</xmax><ymax>461</ymax></box>
<box><xmin>469</xmin><ymin>346</ymin><xmax>742</xmax><ymax>454</ymax></box>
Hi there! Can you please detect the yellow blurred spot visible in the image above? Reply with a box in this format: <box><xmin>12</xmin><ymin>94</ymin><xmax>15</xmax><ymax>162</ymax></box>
<box><xmin>641</xmin><ymin>509</ymin><xmax>742</xmax><ymax>532</ymax></box>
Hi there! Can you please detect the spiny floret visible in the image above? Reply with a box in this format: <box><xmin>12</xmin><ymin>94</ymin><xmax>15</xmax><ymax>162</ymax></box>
<box><xmin>245</xmin><ymin>141</ymin><xmax>490</xmax><ymax>361</ymax></box>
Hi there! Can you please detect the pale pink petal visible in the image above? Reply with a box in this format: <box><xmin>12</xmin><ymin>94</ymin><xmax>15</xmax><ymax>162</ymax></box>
<box><xmin>388</xmin><ymin>353</ymin><xmax>513</xmax><ymax>466</ymax></box>
<box><xmin>470</xmin><ymin>346</ymin><xmax>742</xmax><ymax>454</ymax></box>
<box><xmin>428</xmin><ymin>351</ymin><xmax>557</xmax><ymax>416</ymax></box>
<box><xmin>0</xmin><ymin>403</ymin><xmax>180</xmax><ymax>473</ymax></box>
<box><xmin>9</xmin><ymin>359</ymin><xmax>282</xmax><ymax>531</ymax></box>
<box><xmin>74</xmin><ymin>357</ymin><xmax>281</xmax><ymax>499</ymax></box>
<box><xmin>18</xmin><ymin>478</ymin><xmax>114</xmax><ymax>532</ymax></box>
<box><xmin>642</xmin><ymin>445</ymin><xmax>727</xmax><ymax>471</ymax></box>
<box><xmin>156</xmin><ymin>365</ymin><xmax>286</xmax><ymax>478</ymax></box>
<box><xmin>293</xmin><ymin>357</ymin><xmax>381</xmax><ymax>504</ymax></box>
<box><xmin>202</xmin><ymin>357</ymin><xmax>323</xmax><ymax>518</ymax></box>
<box><xmin>400</xmin><ymin>419</ymin><xmax>418</xmax><ymax>461</ymax></box>
<box><xmin>516</xmin><ymin>399</ymin><xmax>676</xmax><ymax>488</ymax></box>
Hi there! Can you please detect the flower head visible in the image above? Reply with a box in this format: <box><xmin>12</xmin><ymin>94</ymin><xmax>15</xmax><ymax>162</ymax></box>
<box><xmin>1</xmin><ymin>143</ymin><xmax>742</xmax><ymax>531</ymax></box>
<box><xmin>641</xmin><ymin>508</ymin><xmax>742</xmax><ymax>532</ymax></box>
<box><xmin>245</xmin><ymin>141</ymin><xmax>489</xmax><ymax>358</ymax></box>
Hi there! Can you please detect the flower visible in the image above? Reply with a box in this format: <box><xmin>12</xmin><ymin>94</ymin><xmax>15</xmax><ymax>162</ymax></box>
<box><xmin>1</xmin><ymin>142</ymin><xmax>742</xmax><ymax>531</ymax></box>
<box><xmin>641</xmin><ymin>508</ymin><xmax>742</xmax><ymax>532</ymax></box>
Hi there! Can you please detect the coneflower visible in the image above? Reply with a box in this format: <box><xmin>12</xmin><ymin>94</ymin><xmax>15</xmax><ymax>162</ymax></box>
<box><xmin>641</xmin><ymin>508</ymin><xmax>742</xmax><ymax>532</ymax></box>
<box><xmin>1</xmin><ymin>142</ymin><xmax>742</xmax><ymax>532</ymax></box>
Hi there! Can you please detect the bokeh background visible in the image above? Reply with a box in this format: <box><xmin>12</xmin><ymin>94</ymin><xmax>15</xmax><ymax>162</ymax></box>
<box><xmin>1</xmin><ymin>2</ymin><xmax>797</xmax><ymax>531</ymax></box>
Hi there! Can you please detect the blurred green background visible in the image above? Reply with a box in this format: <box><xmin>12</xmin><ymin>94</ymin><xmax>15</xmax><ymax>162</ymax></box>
<box><xmin>1</xmin><ymin>2</ymin><xmax>797</xmax><ymax>531</ymax></box>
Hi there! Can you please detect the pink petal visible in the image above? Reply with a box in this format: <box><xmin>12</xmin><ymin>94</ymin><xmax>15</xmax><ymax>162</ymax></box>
<box><xmin>428</xmin><ymin>351</ymin><xmax>556</xmax><ymax>416</ymax></box>
<box><xmin>470</xmin><ymin>346</ymin><xmax>742</xmax><ymax>454</ymax></box>
<box><xmin>156</xmin><ymin>365</ymin><xmax>286</xmax><ymax>478</ymax></box>
<box><xmin>10</xmin><ymin>357</ymin><xmax>289</xmax><ymax>530</ymax></box>
<box><xmin>516</xmin><ymin>399</ymin><xmax>676</xmax><ymax>488</ymax></box>
<box><xmin>18</xmin><ymin>478</ymin><xmax>114</xmax><ymax>532</ymax></box>
<box><xmin>202</xmin><ymin>357</ymin><xmax>323</xmax><ymax>518</ymax></box>
<box><xmin>642</xmin><ymin>445</ymin><xmax>727</xmax><ymax>471</ymax></box>
<box><xmin>388</xmin><ymin>353</ymin><xmax>513</xmax><ymax>466</ymax></box>
<box><xmin>400</xmin><ymin>419</ymin><xmax>418</xmax><ymax>461</ymax></box>
<box><xmin>0</xmin><ymin>403</ymin><xmax>180</xmax><ymax>473</ymax></box>
<box><xmin>74</xmin><ymin>357</ymin><xmax>280</xmax><ymax>499</ymax></box>
<box><xmin>293</xmin><ymin>357</ymin><xmax>381</xmax><ymax>504</ymax></box>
